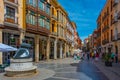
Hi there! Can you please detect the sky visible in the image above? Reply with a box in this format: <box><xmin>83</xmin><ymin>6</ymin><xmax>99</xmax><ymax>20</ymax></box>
<box><xmin>58</xmin><ymin>0</ymin><xmax>106</xmax><ymax>41</ymax></box>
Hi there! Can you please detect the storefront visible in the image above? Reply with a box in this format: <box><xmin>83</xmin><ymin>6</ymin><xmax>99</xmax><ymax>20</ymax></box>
<box><xmin>39</xmin><ymin>39</ymin><xmax>47</xmax><ymax>60</ymax></box>
<box><xmin>25</xmin><ymin>37</ymin><xmax>35</xmax><ymax>61</ymax></box>
<box><xmin>50</xmin><ymin>41</ymin><xmax>54</xmax><ymax>59</ymax></box>
<box><xmin>2</xmin><ymin>32</ymin><xmax>20</xmax><ymax>64</ymax></box>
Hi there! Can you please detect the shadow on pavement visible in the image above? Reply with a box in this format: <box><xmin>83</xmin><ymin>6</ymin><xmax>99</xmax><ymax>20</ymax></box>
<box><xmin>75</xmin><ymin>61</ymin><xmax>109</xmax><ymax>80</ymax></box>
<box><xmin>70</xmin><ymin>63</ymin><xmax>79</xmax><ymax>66</ymax></box>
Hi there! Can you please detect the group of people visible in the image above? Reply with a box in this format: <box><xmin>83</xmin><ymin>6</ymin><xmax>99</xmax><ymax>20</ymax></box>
<box><xmin>86</xmin><ymin>51</ymin><xmax>99</xmax><ymax>61</ymax></box>
<box><xmin>73</xmin><ymin>50</ymin><xmax>118</xmax><ymax>63</ymax></box>
<box><xmin>73</xmin><ymin>52</ymin><xmax>85</xmax><ymax>60</ymax></box>
<box><xmin>102</xmin><ymin>52</ymin><xmax>118</xmax><ymax>63</ymax></box>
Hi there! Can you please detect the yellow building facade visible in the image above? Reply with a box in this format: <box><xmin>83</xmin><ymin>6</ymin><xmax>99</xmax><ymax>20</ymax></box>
<box><xmin>0</xmin><ymin>0</ymin><xmax>79</xmax><ymax>64</ymax></box>
<box><xmin>0</xmin><ymin>0</ymin><xmax>25</xmax><ymax>64</ymax></box>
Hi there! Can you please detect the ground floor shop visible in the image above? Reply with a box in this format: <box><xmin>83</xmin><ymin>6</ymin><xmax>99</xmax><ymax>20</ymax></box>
<box><xmin>101</xmin><ymin>41</ymin><xmax>120</xmax><ymax>62</ymax></box>
<box><xmin>0</xmin><ymin>30</ymin><xmax>70</xmax><ymax>64</ymax></box>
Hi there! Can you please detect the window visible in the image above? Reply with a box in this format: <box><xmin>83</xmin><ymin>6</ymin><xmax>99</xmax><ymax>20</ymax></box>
<box><xmin>46</xmin><ymin>6</ymin><xmax>50</xmax><ymax>14</ymax></box>
<box><xmin>26</xmin><ymin>13</ymin><xmax>30</xmax><ymax>23</ymax></box>
<box><xmin>111</xmin><ymin>1</ymin><xmax>112</xmax><ymax>11</ymax></box>
<box><xmin>52</xmin><ymin>8</ymin><xmax>54</xmax><ymax>15</ymax></box>
<box><xmin>38</xmin><ymin>18</ymin><xmax>42</xmax><ymax>26</ymax></box>
<box><xmin>38</xmin><ymin>0</ymin><xmax>44</xmax><ymax>10</ymax></box>
<box><xmin>52</xmin><ymin>24</ymin><xmax>54</xmax><ymax>32</ymax></box>
<box><xmin>26</xmin><ymin>11</ymin><xmax>36</xmax><ymax>25</ymax></box>
<box><xmin>38</xmin><ymin>16</ymin><xmax>44</xmax><ymax>27</ymax></box>
<box><xmin>6</xmin><ymin>6</ymin><xmax>15</xmax><ymax>19</ymax></box>
<box><xmin>46</xmin><ymin>21</ymin><xmax>50</xmax><ymax>30</ymax></box>
<box><xmin>28</xmin><ymin>0</ymin><xmax>36</xmax><ymax>7</ymax></box>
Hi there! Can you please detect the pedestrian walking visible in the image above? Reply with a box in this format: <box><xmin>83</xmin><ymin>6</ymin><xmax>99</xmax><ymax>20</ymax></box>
<box><xmin>111</xmin><ymin>52</ymin><xmax>115</xmax><ymax>62</ymax></box>
<box><xmin>115</xmin><ymin>53</ymin><xmax>118</xmax><ymax>63</ymax></box>
<box><xmin>87</xmin><ymin>52</ymin><xmax>90</xmax><ymax>60</ymax></box>
<box><xmin>95</xmin><ymin>52</ymin><xmax>99</xmax><ymax>61</ymax></box>
<box><xmin>73</xmin><ymin>53</ymin><xmax>77</xmax><ymax>60</ymax></box>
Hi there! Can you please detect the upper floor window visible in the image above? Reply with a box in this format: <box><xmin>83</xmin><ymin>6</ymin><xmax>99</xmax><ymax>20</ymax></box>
<box><xmin>38</xmin><ymin>0</ymin><xmax>44</xmax><ymax>11</ymax></box>
<box><xmin>6</xmin><ymin>6</ymin><xmax>15</xmax><ymax>18</ymax></box>
<box><xmin>28</xmin><ymin>0</ymin><xmax>36</xmax><ymax>7</ymax></box>
<box><xmin>38</xmin><ymin>16</ymin><xmax>44</xmax><ymax>27</ymax></box>
<box><xmin>46</xmin><ymin>6</ymin><xmax>50</xmax><ymax>15</ymax></box>
<box><xmin>26</xmin><ymin>11</ymin><xmax>36</xmax><ymax>25</ymax></box>
<box><xmin>46</xmin><ymin>20</ymin><xmax>50</xmax><ymax>30</ymax></box>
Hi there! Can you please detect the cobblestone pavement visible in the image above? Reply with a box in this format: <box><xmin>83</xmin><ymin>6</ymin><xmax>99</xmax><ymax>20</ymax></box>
<box><xmin>0</xmin><ymin>58</ymin><xmax>116</xmax><ymax>80</ymax></box>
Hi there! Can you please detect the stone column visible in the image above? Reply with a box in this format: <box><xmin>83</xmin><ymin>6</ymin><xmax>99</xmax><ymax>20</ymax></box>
<box><xmin>54</xmin><ymin>39</ymin><xmax>57</xmax><ymax>59</ymax></box>
<box><xmin>20</xmin><ymin>29</ymin><xmax>25</xmax><ymax>44</ymax></box>
<box><xmin>60</xmin><ymin>42</ymin><xmax>63</xmax><ymax>59</ymax></box>
<box><xmin>0</xmin><ymin>29</ymin><xmax>2</xmax><ymax>64</ymax></box>
<box><xmin>64</xmin><ymin>43</ymin><xmax>66</xmax><ymax>58</ymax></box>
<box><xmin>35</xmin><ymin>35</ymin><xmax>39</xmax><ymax>62</ymax></box>
<box><xmin>46</xmin><ymin>38</ymin><xmax>50</xmax><ymax>61</ymax></box>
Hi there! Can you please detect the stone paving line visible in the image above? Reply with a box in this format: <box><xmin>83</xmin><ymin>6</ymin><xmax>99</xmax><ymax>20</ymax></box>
<box><xmin>93</xmin><ymin>60</ymin><xmax>120</xmax><ymax>80</ymax></box>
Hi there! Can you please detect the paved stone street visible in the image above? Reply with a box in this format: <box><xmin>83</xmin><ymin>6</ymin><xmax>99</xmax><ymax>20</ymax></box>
<box><xmin>0</xmin><ymin>58</ymin><xmax>115</xmax><ymax>80</ymax></box>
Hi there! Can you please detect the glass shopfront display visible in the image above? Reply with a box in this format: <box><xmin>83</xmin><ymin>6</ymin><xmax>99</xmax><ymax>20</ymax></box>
<box><xmin>50</xmin><ymin>41</ymin><xmax>54</xmax><ymax>59</ymax></box>
<box><xmin>2</xmin><ymin>32</ymin><xmax>20</xmax><ymax>64</ymax></box>
<box><xmin>25</xmin><ymin>37</ymin><xmax>35</xmax><ymax>61</ymax></box>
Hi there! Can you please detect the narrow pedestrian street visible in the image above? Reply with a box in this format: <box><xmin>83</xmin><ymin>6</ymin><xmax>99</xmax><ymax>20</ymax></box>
<box><xmin>41</xmin><ymin>59</ymin><xmax>109</xmax><ymax>80</ymax></box>
<box><xmin>0</xmin><ymin>58</ymin><xmax>120</xmax><ymax>80</ymax></box>
<box><xmin>0</xmin><ymin>58</ymin><xmax>108</xmax><ymax>80</ymax></box>
<box><xmin>1</xmin><ymin>0</ymin><xmax>120</xmax><ymax>80</ymax></box>
<box><xmin>43</xmin><ymin>61</ymin><xmax>108</xmax><ymax>80</ymax></box>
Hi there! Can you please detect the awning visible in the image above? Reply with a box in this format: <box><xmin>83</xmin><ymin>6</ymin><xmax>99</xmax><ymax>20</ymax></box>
<box><xmin>0</xmin><ymin>43</ymin><xmax>17</xmax><ymax>52</ymax></box>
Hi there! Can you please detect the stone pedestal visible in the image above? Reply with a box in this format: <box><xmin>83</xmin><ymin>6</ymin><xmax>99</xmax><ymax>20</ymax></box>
<box><xmin>5</xmin><ymin>58</ymin><xmax>37</xmax><ymax>77</ymax></box>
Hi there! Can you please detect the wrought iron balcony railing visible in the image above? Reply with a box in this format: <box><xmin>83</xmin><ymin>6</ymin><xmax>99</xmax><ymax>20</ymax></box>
<box><xmin>102</xmin><ymin>25</ymin><xmax>109</xmax><ymax>32</ymax></box>
<box><xmin>102</xmin><ymin>39</ymin><xmax>109</xmax><ymax>45</ymax></box>
<box><xmin>113</xmin><ymin>0</ymin><xmax>119</xmax><ymax>7</ymax></box>
<box><xmin>4</xmin><ymin>14</ymin><xmax>18</xmax><ymax>24</ymax></box>
<box><xmin>112</xmin><ymin>16</ymin><xmax>118</xmax><ymax>24</ymax></box>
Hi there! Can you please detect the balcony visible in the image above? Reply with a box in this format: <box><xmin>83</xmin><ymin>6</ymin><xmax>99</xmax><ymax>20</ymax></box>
<box><xmin>102</xmin><ymin>13</ymin><xmax>109</xmax><ymax>22</ymax></box>
<box><xmin>117</xmin><ymin>33</ymin><xmax>120</xmax><ymax>40</ymax></box>
<box><xmin>102</xmin><ymin>25</ymin><xmax>109</xmax><ymax>32</ymax></box>
<box><xmin>102</xmin><ymin>39</ymin><xmax>109</xmax><ymax>45</ymax></box>
<box><xmin>97</xmin><ymin>23</ymin><xmax>101</xmax><ymax>28</ymax></box>
<box><xmin>51</xmin><ymin>15</ymin><xmax>57</xmax><ymax>20</ymax></box>
<box><xmin>97</xmin><ymin>33</ymin><xmax>101</xmax><ymax>38</ymax></box>
<box><xmin>118</xmin><ymin>11</ymin><xmax>120</xmax><ymax>19</ymax></box>
<box><xmin>51</xmin><ymin>32</ymin><xmax>57</xmax><ymax>36</ymax></box>
<box><xmin>37</xmin><ymin>27</ymin><xmax>50</xmax><ymax>36</ymax></box>
<box><xmin>38</xmin><ymin>8</ymin><xmax>50</xmax><ymax>19</ymax></box>
<box><xmin>112</xmin><ymin>35</ymin><xmax>117</xmax><ymax>41</ymax></box>
<box><xmin>112</xmin><ymin>16</ymin><xmax>118</xmax><ymax>24</ymax></box>
<box><xmin>4</xmin><ymin>0</ymin><xmax>18</xmax><ymax>7</ymax></box>
<box><xmin>26</xmin><ymin>23</ymin><xmax>37</xmax><ymax>33</ymax></box>
<box><xmin>26</xmin><ymin>3</ymin><xmax>37</xmax><ymax>13</ymax></box>
<box><xmin>4</xmin><ymin>14</ymin><xmax>18</xmax><ymax>27</ymax></box>
<box><xmin>112</xmin><ymin>0</ymin><xmax>119</xmax><ymax>7</ymax></box>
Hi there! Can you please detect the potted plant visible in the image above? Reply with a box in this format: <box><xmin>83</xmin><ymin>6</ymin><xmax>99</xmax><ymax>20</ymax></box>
<box><xmin>104</xmin><ymin>53</ymin><xmax>112</xmax><ymax>67</ymax></box>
